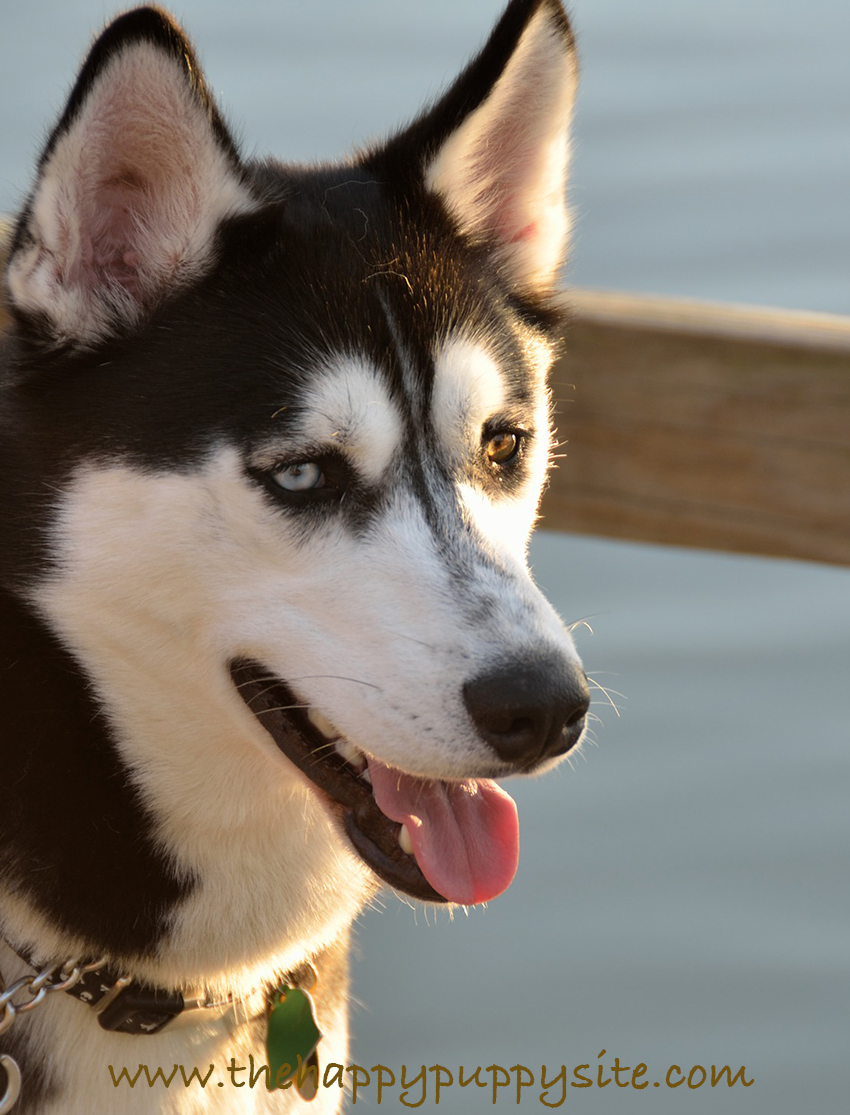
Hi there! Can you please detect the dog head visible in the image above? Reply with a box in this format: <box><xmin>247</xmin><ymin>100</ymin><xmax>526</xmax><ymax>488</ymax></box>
<box><xmin>0</xmin><ymin>0</ymin><xmax>584</xmax><ymax>971</ymax></box>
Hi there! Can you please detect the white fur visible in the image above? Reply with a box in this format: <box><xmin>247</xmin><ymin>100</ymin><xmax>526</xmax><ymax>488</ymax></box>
<box><xmin>431</xmin><ymin>338</ymin><xmax>508</xmax><ymax>457</ymax></box>
<box><xmin>282</xmin><ymin>357</ymin><xmax>404</xmax><ymax>484</ymax></box>
<box><xmin>425</xmin><ymin>6</ymin><xmax>576</xmax><ymax>291</ymax></box>
<box><xmin>434</xmin><ymin>336</ymin><xmax>554</xmax><ymax>558</ymax></box>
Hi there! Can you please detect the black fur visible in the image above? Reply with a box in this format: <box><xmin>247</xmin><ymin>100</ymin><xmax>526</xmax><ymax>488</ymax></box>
<box><xmin>0</xmin><ymin>587</ymin><xmax>194</xmax><ymax>955</ymax></box>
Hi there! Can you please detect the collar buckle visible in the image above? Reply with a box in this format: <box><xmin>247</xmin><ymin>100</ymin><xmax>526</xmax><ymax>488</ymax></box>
<box><xmin>97</xmin><ymin>983</ymin><xmax>185</xmax><ymax>1035</ymax></box>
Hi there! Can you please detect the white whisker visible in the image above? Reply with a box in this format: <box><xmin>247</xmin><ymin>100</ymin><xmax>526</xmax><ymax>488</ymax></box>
<box><xmin>252</xmin><ymin>703</ymin><xmax>311</xmax><ymax>717</ymax></box>
<box><xmin>586</xmin><ymin>675</ymin><xmax>624</xmax><ymax>716</ymax></box>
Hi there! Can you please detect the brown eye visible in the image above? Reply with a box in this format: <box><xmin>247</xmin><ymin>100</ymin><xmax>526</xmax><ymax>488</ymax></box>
<box><xmin>486</xmin><ymin>431</ymin><xmax>519</xmax><ymax>464</ymax></box>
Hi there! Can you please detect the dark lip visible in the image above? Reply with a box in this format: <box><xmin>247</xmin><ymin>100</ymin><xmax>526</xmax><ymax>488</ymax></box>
<box><xmin>229</xmin><ymin>659</ymin><xmax>448</xmax><ymax>904</ymax></box>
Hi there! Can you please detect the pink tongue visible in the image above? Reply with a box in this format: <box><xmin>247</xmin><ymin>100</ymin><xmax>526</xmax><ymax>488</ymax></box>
<box><xmin>367</xmin><ymin>760</ymin><xmax>519</xmax><ymax>905</ymax></box>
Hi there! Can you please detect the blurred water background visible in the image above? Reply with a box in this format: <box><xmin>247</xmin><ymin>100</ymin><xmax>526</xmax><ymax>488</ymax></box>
<box><xmin>2</xmin><ymin>2</ymin><xmax>848</xmax><ymax>1111</ymax></box>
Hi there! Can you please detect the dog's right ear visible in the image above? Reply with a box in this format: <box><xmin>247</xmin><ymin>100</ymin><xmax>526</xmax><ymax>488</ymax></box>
<box><xmin>5</xmin><ymin>7</ymin><xmax>252</xmax><ymax>347</ymax></box>
<box><xmin>366</xmin><ymin>0</ymin><xmax>577</xmax><ymax>303</ymax></box>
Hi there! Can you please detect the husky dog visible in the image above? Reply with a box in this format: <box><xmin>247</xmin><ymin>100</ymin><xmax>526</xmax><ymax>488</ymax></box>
<box><xmin>0</xmin><ymin>1</ymin><xmax>587</xmax><ymax>1111</ymax></box>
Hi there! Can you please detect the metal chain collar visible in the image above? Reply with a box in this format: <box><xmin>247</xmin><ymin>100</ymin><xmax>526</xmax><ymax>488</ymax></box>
<box><xmin>0</xmin><ymin>952</ymin><xmax>318</xmax><ymax>1112</ymax></box>
<box><xmin>1</xmin><ymin>955</ymin><xmax>105</xmax><ymax>1113</ymax></box>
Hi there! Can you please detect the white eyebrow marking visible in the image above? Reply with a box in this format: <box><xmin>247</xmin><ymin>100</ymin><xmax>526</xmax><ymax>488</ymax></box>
<box><xmin>297</xmin><ymin>357</ymin><xmax>403</xmax><ymax>483</ymax></box>
<box><xmin>431</xmin><ymin>337</ymin><xmax>507</xmax><ymax>457</ymax></box>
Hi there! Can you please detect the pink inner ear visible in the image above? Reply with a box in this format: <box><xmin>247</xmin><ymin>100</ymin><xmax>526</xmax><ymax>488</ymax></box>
<box><xmin>9</xmin><ymin>36</ymin><xmax>250</xmax><ymax>340</ymax></box>
<box><xmin>424</xmin><ymin>6</ymin><xmax>574</xmax><ymax>293</ymax></box>
<box><xmin>476</xmin><ymin>99</ymin><xmax>563</xmax><ymax>251</ymax></box>
<box><xmin>85</xmin><ymin>172</ymin><xmax>149</xmax><ymax>298</ymax></box>
<box><xmin>508</xmin><ymin>220</ymin><xmax>538</xmax><ymax>244</ymax></box>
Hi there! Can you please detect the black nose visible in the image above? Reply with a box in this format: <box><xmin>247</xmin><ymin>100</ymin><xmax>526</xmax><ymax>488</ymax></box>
<box><xmin>463</xmin><ymin>656</ymin><xmax>590</xmax><ymax>768</ymax></box>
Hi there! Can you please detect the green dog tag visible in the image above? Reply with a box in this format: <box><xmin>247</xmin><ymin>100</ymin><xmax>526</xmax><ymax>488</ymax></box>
<box><xmin>266</xmin><ymin>984</ymin><xmax>322</xmax><ymax>1097</ymax></box>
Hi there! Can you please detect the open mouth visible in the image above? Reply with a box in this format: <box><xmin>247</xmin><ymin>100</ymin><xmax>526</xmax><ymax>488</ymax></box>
<box><xmin>230</xmin><ymin>660</ymin><xmax>519</xmax><ymax>906</ymax></box>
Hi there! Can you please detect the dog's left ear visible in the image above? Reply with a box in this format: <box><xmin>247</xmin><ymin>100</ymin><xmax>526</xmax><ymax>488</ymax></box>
<box><xmin>368</xmin><ymin>0</ymin><xmax>577</xmax><ymax>297</ymax></box>
<box><xmin>5</xmin><ymin>7</ymin><xmax>252</xmax><ymax>346</ymax></box>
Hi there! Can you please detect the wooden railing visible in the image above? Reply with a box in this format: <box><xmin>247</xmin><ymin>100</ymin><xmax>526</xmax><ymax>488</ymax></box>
<box><xmin>542</xmin><ymin>291</ymin><xmax>850</xmax><ymax>566</ymax></box>
<box><xmin>2</xmin><ymin>218</ymin><xmax>848</xmax><ymax>565</ymax></box>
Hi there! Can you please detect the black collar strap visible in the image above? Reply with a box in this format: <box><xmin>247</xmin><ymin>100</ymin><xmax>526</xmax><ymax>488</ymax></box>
<box><xmin>0</xmin><ymin>935</ymin><xmax>269</xmax><ymax>1036</ymax></box>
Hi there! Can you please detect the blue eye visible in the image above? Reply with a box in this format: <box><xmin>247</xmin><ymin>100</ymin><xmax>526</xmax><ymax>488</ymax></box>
<box><xmin>271</xmin><ymin>462</ymin><xmax>325</xmax><ymax>492</ymax></box>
